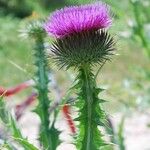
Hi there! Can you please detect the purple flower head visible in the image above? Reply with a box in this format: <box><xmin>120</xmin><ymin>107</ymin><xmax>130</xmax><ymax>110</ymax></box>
<box><xmin>44</xmin><ymin>2</ymin><xmax>112</xmax><ymax>38</ymax></box>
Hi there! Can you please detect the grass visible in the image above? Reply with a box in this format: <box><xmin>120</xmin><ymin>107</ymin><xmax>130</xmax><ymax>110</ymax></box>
<box><xmin>0</xmin><ymin>16</ymin><xmax>34</xmax><ymax>86</ymax></box>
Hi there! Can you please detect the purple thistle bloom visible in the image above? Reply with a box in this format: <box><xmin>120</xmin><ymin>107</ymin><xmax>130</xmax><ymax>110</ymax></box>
<box><xmin>44</xmin><ymin>2</ymin><xmax>112</xmax><ymax>38</ymax></box>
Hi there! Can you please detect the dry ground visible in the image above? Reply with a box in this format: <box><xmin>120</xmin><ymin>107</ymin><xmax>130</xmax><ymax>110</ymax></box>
<box><xmin>19</xmin><ymin>111</ymin><xmax>150</xmax><ymax>150</ymax></box>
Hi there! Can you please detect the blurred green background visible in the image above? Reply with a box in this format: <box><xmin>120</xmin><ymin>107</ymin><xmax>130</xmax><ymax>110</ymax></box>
<box><xmin>0</xmin><ymin>0</ymin><xmax>150</xmax><ymax>113</ymax></box>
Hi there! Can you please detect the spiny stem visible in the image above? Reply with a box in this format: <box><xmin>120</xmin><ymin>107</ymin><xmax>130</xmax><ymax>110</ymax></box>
<box><xmin>34</xmin><ymin>37</ymin><xmax>52</xmax><ymax>150</ymax></box>
<box><xmin>75</xmin><ymin>64</ymin><xmax>106</xmax><ymax>150</ymax></box>
<box><xmin>83</xmin><ymin>66</ymin><xmax>93</xmax><ymax>150</ymax></box>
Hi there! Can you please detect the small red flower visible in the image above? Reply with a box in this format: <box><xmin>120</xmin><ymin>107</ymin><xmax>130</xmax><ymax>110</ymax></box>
<box><xmin>62</xmin><ymin>104</ymin><xmax>76</xmax><ymax>134</ymax></box>
<box><xmin>0</xmin><ymin>80</ymin><xmax>34</xmax><ymax>97</ymax></box>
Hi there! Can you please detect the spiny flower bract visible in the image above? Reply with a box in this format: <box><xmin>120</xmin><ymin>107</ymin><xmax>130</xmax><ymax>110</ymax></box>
<box><xmin>44</xmin><ymin>2</ymin><xmax>112</xmax><ymax>38</ymax></box>
<box><xmin>51</xmin><ymin>30</ymin><xmax>115</xmax><ymax>68</ymax></box>
<box><xmin>20</xmin><ymin>20</ymin><xmax>46</xmax><ymax>39</ymax></box>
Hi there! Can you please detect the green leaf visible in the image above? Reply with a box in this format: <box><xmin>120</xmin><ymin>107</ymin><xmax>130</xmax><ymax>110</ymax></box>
<box><xmin>49</xmin><ymin>123</ymin><xmax>61</xmax><ymax>150</ymax></box>
<box><xmin>118</xmin><ymin>116</ymin><xmax>126</xmax><ymax>150</ymax></box>
<box><xmin>14</xmin><ymin>138</ymin><xmax>39</xmax><ymax>150</ymax></box>
<box><xmin>0</xmin><ymin>96</ymin><xmax>36</xmax><ymax>150</ymax></box>
<box><xmin>0</xmin><ymin>97</ymin><xmax>22</xmax><ymax>139</ymax></box>
<box><xmin>0</xmin><ymin>96</ymin><xmax>12</xmax><ymax>125</ymax></box>
<box><xmin>9</xmin><ymin>116</ymin><xmax>22</xmax><ymax>139</ymax></box>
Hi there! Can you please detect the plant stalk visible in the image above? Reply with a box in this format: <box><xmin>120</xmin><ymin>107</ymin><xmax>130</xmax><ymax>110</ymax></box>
<box><xmin>76</xmin><ymin>64</ymin><xmax>106</xmax><ymax>150</ymax></box>
<box><xmin>83</xmin><ymin>66</ymin><xmax>93</xmax><ymax>150</ymax></box>
<box><xmin>34</xmin><ymin>37</ymin><xmax>52</xmax><ymax>150</ymax></box>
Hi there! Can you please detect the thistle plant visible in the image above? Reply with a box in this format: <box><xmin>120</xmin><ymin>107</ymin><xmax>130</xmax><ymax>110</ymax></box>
<box><xmin>44</xmin><ymin>2</ymin><xmax>115</xmax><ymax>150</ymax></box>
<box><xmin>25</xmin><ymin>20</ymin><xmax>60</xmax><ymax>150</ymax></box>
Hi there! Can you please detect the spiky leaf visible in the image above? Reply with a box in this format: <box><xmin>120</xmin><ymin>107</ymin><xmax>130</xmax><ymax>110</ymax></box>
<box><xmin>14</xmin><ymin>138</ymin><xmax>39</xmax><ymax>150</ymax></box>
<box><xmin>0</xmin><ymin>98</ymin><xmax>37</xmax><ymax>150</ymax></box>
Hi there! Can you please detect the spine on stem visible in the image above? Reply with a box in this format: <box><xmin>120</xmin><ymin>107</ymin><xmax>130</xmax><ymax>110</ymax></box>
<box><xmin>75</xmin><ymin>65</ymin><xmax>107</xmax><ymax>150</ymax></box>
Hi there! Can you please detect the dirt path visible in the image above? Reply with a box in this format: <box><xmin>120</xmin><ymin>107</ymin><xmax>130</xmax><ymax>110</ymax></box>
<box><xmin>19</xmin><ymin>112</ymin><xmax>150</xmax><ymax>150</ymax></box>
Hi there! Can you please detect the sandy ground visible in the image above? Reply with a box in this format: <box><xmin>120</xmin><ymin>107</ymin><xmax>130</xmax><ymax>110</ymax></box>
<box><xmin>113</xmin><ymin>113</ymin><xmax>150</xmax><ymax>150</ymax></box>
<box><xmin>19</xmin><ymin>111</ymin><xmax>150</xmax><ymax>150</ymax></box>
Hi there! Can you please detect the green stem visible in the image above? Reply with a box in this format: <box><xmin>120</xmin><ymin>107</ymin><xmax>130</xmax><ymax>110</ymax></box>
<box><xmin>83</xmin><ymin>66</ymin><xmax>93</xmax><ymax>150</ymax></box>
<box><xmin>76</xmin><ymin>64</ymin><xmax>106</xmax><ymax>150</ymax></box>
<box><xmin>118</xmin><ymin>116</ymin><xmax>125</xmax><ymax>150</ymax></box>
<box><xmin>34</xmin><ymin>37</ymin><xmax>52</xmax><ymax>150</ymax></box>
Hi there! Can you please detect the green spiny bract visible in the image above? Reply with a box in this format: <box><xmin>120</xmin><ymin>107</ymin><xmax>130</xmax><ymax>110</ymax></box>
<box><xmin>20</xmin><ymin>20</ymin><xmax>46</xmax><ymax>40</ymax></box>
<box><xmin>51</xmin><ymin>30</ymin><xmax>115</xmax><ymax>69</ymax></box>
